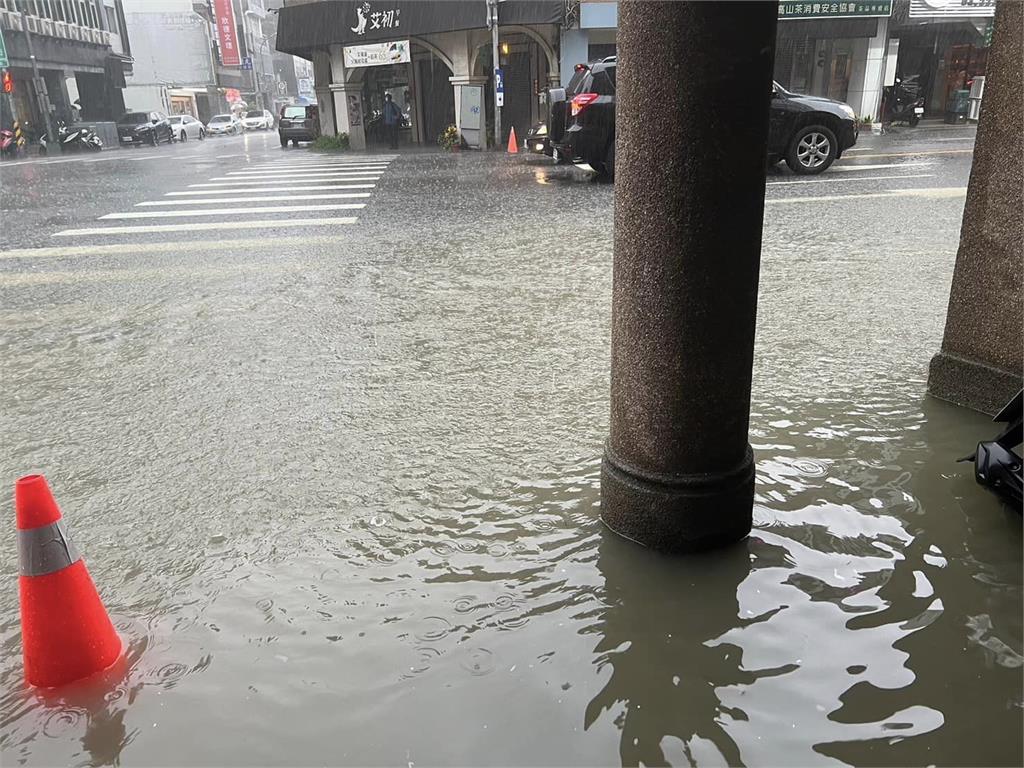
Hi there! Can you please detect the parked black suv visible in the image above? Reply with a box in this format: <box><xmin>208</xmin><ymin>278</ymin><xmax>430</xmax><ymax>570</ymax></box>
<box><xmin>278</xmin><ymin>105</ymin><xmax>321</xmax><ymax>147</ymax></box>
<box><xmin>549</xmin><ymin>60</ymin><xmax>858</xmax><ymax>178</ymax></box>
<box><xmin>116</xmin><ymin>111</ymin><xmax>173</xmax><ymax>146</ymax></box>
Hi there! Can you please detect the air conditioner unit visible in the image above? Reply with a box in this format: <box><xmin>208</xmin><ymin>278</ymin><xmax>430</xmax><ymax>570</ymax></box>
<box><xmin>69</xmin><ymin>25</ymin><xmax>83</xmax><ymax>41</ymax></box>
<box><xmin>53</xmin><ymin>20</ymin><xmax>69</xmax><ymax>38</ymax></box>
<box><xmin>26</xmin><ymin>14</ymin><xmax>41</xmax><ymax>34</ymax></box>
<box><xmin>39</xmin><ymin>18</ymin><xmax>54</xmax><ymax>36</ymax></box>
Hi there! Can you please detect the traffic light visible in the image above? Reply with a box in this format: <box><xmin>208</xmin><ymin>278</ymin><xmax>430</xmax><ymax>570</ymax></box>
<box><xmin>2</xmin><ymin>70</ymin><xmax>12</xmax><ymax>94</ymax></box>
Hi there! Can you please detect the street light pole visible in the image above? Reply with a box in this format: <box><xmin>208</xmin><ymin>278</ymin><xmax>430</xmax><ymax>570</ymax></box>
<box><xmin>16</xmin><ymin>0</ymin><xmax>55</xmax><ymax>143</ymax></box>
<box><xmin>488</xmin><ymin>0</ymin><xmax>501</xmax><ymax>149</ymax></box>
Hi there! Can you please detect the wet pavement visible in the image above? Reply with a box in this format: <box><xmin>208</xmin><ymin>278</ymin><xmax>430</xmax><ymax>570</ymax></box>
<box><xmin>1</xmin><ymin>125</ymin><xmax>1021</xmax><ymax>766</ymax></box>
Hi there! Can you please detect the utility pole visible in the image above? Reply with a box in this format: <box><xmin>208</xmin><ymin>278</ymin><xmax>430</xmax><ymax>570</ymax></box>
<box><xmin>487</xmin><ymin>0</ymin><xmax>501</xmax><ymax>149</ymax></box>
<box><xmin>17</xmin><ymin>0</ymin><xmax>55</xmax><ymax>143</ymax></box>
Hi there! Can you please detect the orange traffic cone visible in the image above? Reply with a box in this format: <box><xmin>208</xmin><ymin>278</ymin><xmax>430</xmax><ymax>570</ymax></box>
<box><xmin>16</xmin><ymin>475</ymin><xmax>121</xmax><ymax>688</ymax></box>
<box><xmin>507</xmin><ymin>126</ymin><xmax>519</xmax><ymax>154</ymax></box>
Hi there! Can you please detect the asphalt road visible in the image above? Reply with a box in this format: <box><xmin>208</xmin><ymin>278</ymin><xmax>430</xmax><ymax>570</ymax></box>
<box><xmin>4</xmin><ymin>124</ymin><xmax>1020</xmax><ymax>768</ymax></box>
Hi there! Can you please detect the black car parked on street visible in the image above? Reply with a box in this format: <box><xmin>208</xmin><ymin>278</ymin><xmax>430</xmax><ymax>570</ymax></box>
<box><xmin>547</xmin><ymin>60</ymin><xmax>858</xmax><ymax>178</ymax></box>
<box><xmin>116</xmin><ymin>111</ymin><xmax>174</xmax><ymax>146</ymax></box>
<box><xmin>278</xmin><ymin>105</ymin><xmax>321</xmax><ymax>147</ymax></box>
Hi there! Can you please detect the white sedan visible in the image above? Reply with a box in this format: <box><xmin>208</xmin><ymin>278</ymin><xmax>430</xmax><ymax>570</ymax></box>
<box><xmin>206</xmin><ymin>114</ymin><xmax>242</xmax><ymax>136</ymax></box>
<box><xmin>168</xmin><ymin>114</ymin><xmax>206</xmax><ymax>142</ymax></box>
<box><xmin>241</xmin><ymin>109</ymin><xmax>275</xmax><ymax>131</ymax></box>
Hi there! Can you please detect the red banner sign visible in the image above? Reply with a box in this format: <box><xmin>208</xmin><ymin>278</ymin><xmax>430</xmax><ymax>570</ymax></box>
<box><xmin>213</xmin><ymin>0</ymin><xmax>240</xmax><ymax>66</ymax></box>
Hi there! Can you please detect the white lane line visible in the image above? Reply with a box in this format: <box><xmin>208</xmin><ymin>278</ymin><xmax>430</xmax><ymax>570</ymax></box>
<box><xmin>246</xmin><ymin>162</ymin><xmax>392</xmax><ymax>170</ymax></box>
<box><xmin>831</xmin><ymin>162</ymin><xmax>933</xmax><ymax>171</ymax></box>
<box><xmin>208</xmin><ymin>173</ymin><xmax>384</xmax><ymax>181</ymax></box>
<box><xmin>930</xmin><ymin>136</ymin><xmax>976</xmax><ymax>142</ymax></box>
<box><xmin>229</xmin><ymin>162</ymin><xmax>389</xmax><ymax>170</ymax></box>
<box><xmin>53</xmin><ymin>217</ymin><xmax>359</xmax><ymax>237</ymax></box>
<box><xmin>100</xmin><ymin>204</ymin><xmax>365</xmax><ymax>219</ymax></box>
<box><xmin>137</xmin><ymin>192</ymin><xmax>372</xmax><ymax>206</ymax></box>
<box><xmin>765</xmin><ymin>186</ymin><xmax>966</xmax><ymax>204</ymax></box>
<box><xmin>9</xmin><ymin>234</ymin><xmax>358</xmax><ymax>258</ymax></box>
<box><xmin>767</xmin><ymin>173</ymin><xmax>934</xmax><ymax>186</ymax></box>
<box><xmin>167</xmin><ymin>184</ymin><xmax>375</xmax><ymax>195</ymax></box>
<box><xmin>191</xmin><ymin>177</ymin><xmax>380</xmax><ymax>187</ymax></box>
<box><xmin>225</xmin><ymin>167</ymin><xmax>388</xmax><ymax>177</ymax></box>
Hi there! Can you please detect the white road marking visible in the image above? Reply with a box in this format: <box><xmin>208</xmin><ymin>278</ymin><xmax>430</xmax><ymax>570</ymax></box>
<box><xmin>225</xmin><ymin>167</ymin><xmax>388</xmax><ymax>176</ymax></box>
<box><xmin>53</xmin><ymin>217</ymin><xmax>359</xmax><ymax>237</ymax></box>
<box><xmin>235</xmin><ymin>160</ymin><xmax>390</xmax><ymax>167</ymax></box>
<box><xmin>207</xmin><ymin>172</ymin><xmax>385</xmax><ymax>181</ymax></box>
<box><xmin>765</xmin><ymin>186</ymin><xmax>966</xmax><ymax>204</ymax></box>
<box><xmin>6</xmin><ymin>234</ymin><xmax>358</xmax><ymax>258</ymax></box>
<box><xmin>831</xmin><ymin>162</ymin><xmax>933</xmax><ymax>171</ymax></box>
<box><xmin>191</xmin><ymin>177</ymin><xmax>380</xmax><ymax>187</ymax></box>
<box><xmin>100</xmin><ymin>203</ymin><xmax>366</xmax><ymax>219</ymax></box>
<box><xmin>137</xmin><ymin>192</ymin><xmax>371</xmax><ymax>206</ymax></box>
<box><xmin>167</xmin><ymin>184</ymin><xmax>375</xmax><ymax>195</ymax></box>
<box><xmin>767</xmin><ymin>173</ymin><xmax>934</xmax><ymax>186</ymax></box>
<box><xmin>930</xmin><ymin>137</ymin><xmax>976</xmax><ymax>142</ymax></box>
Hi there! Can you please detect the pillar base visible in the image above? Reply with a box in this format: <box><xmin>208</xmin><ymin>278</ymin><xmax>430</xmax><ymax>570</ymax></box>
<box><xmin>600</xmin><ymin>446</ymin><xmax>754</xmax><ymax>553</ymax></box>
<box><xmin>927</xmin><ymin>351</ymin><xmax>1023</xmax><ymax>416</ymax></box>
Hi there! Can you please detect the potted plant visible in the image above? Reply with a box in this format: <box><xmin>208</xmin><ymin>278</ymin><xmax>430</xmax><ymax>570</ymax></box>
<box><xmin>437</xmin><ymin>124</ymin><xmax>462</xmax><ymax>152</ymax></box>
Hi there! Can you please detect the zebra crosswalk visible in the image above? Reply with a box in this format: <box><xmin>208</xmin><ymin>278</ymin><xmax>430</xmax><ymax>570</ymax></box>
<box><xmin>50</xmin><ymin>153</ymin><xmax>396</xmax><ymax>243</ymax></box>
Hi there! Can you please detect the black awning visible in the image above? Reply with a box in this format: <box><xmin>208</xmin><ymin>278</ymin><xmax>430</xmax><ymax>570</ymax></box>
<box><xmin>277</xmin><ymin>0</ymin><xmax>561</xmax><ymax>56</ymax></box>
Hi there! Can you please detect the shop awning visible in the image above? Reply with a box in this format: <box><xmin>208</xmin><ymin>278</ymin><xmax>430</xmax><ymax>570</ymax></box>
<box><xmin>276</xmin><ymin>0</ymin><xmax>562</xmax><ymax>57</ymax></box>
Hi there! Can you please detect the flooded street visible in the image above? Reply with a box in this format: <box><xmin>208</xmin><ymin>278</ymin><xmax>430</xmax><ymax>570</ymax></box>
<box><xmin>1</xmin><ymin>128</ymin><xmax>1021</xmax><ymax>766</ymax></box>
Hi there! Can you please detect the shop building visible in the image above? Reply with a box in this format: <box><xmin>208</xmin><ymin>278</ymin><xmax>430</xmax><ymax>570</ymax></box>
<box><xmin>0</xmin><ymin>0</ymin><xmax>132</xmax><ymax>140</ymax></box>
<box><xmin>559</xmin><ymin>0</ymin><xmax>616</xmax><ymax>82</ymax></box>
<box><xmin>890</xmin><ymin>0</ymin><xmax>994</xmax><ymax>118</ymax></box>
<box><xmin>275</xmin><ymin>0</ymin><xmax>562</xmax><ymax>150</ymax></box>
<box><xmin>773</xmin><ymin>1</ymin><xmax>894</xmax><ymax>121</ymax></box>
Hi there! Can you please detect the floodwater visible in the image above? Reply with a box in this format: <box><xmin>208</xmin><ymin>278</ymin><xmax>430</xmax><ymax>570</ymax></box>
<box><xmin>1</xmin><ymin>143</ymin><xmax>1021</xmax><ymax>766</ymax></box>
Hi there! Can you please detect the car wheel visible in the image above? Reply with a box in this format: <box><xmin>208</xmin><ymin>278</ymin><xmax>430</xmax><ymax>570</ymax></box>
<box><xmin>908</xmin><ymin>115</ymin><xmax>920</xmax><ymax>127</ymax></box>
<box><xmin>199</xmin><ymin>129</ymin><xmax>205</xmax><ymax>141</ymax></box>
<box><xmin>149</xmin><ymin>131</ymin><xmax>158</xmax><ymax>147</ymax></box>
<box><xmin>179</xmin><ymin>130</ymin><xmax>187</xmax><ymax>143</ymax></box>
<box><xmin>292</xmin><ymin>139</ymin><xmax>299</xmax><ymax>147</ymax></box>
<box><xmin>785</xmin><ymin>124</ymin><xmax>837</xmax><ymax>175</ymax></box>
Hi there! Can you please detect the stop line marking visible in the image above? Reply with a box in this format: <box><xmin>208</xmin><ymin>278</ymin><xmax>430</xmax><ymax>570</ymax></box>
<box><xmin>167</xmin><ymin>184</ymin><xmax>376</xmax><ymax>195</ymax></box>
<box><xmin>765</xmin><ymin>186</ymin><xmax>966</xmax><ymax>204</ymax></box>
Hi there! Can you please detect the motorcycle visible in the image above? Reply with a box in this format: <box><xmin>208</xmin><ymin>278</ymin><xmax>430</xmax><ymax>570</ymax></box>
<box><xmin>883</xmin><ymin>75</ymin><xmax>926</xmax><ymax>127</ymax></box>
<box><xmin>959</xmin><ymin>389</ymin><xmax>1023</xmax><ymax>509</ymax></box>
<box><xmin>39</xmin><ymin>121</ymin><xmax>103</xmax><ymax>154</ymax></box>
<box><xmin>0</xmin><ymin>128</ymin><xmax>20</xmax><ymax>159</ymax></box>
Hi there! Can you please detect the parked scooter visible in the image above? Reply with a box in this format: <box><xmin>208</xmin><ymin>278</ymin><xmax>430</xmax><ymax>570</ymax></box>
<box><xmin>0</xmin><ymin>128</ymin><xmax>20</xmax><ymax>158</ymax></box>
<box><xmin>883</xmin><ymin>75</ymin><xmax>926</xmax><ymax>127</ymax></box>
<box><xmin>959</xmin><ymin>389</ymin><xmax>1023</xmax><ymax>509</ymax></box>
<box><xmin>39</xmin><ymin>121</ymin><xmax>103</xmax><ymax>154</ymax></box>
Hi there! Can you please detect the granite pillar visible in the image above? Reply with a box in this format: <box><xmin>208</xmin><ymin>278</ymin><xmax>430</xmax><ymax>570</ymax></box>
<box><xmin>601</xmin><ymin>1</ymin><xmax>777</xmax><ymax>553</ymax></box>
<box><xmin>927</xmin><ymin>1</ymin><xmax>1023</xmax><ymax>415</ymax></box>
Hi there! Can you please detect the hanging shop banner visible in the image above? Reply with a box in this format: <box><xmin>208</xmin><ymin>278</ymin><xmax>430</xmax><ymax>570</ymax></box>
<box><xmin>778</xmin><ymin>0</ymin><xmax>892</xmax><ymax>19</ymax></box>
<box><xmin>343</xmin><ymin>39</ymin><xmax>411</xmax><ymax>68</ymax></box>
<box><xmin>213</xmin><ymin>0</ymin><xmax>240</xmax><ymax>66</ymax></box>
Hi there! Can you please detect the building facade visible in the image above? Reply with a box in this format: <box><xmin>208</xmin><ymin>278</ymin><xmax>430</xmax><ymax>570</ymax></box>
<box><xmin>276</xmin><ymin>0</ymin><xmax>562</xmax><ymax>150</ymax></box>
<box><xmin>891</xmin><ymin>0</ymin><xmax>994</xmax><ymax>117</ymax></box>
<box><xmin>0</xmin><ymin>0</ymin><xmax>132</xmax><ymax>140</ymax></box>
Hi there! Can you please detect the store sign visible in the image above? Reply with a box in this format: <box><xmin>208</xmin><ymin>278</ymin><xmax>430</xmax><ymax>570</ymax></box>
<box><xmin>213</xmin><ymin>0</ymin><xmax>240</xmax><ymax>66</ymax></box>
<box><xmin>350</xmin><ymin>3</ymin><xmax>401</xmax><ymax>36</ymax></box>
<box><xmin>343</xmin><ymin>40</ymin><xmax>411</xmax><ymax>68</ymax></box>
<box><xmin>908</xmin><ymin>0</ymin><xmax>995</xmax><ymax>18</ymax></box>
<box><xmin>778</xmin><ymin>0</ymin><xmax>892</xmax><ymax>18</ymax></box>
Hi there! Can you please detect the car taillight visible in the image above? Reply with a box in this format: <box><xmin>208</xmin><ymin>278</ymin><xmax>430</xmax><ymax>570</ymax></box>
<box><xmin>571</xmin><ymin>92</ymin><xmax>599</xmax><ymax>116</ymax></box>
